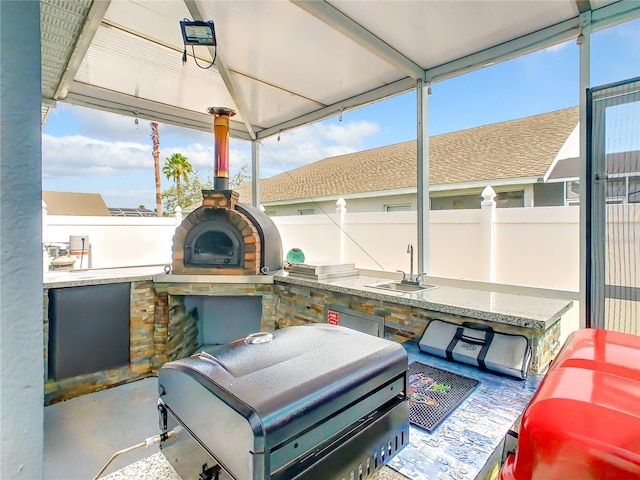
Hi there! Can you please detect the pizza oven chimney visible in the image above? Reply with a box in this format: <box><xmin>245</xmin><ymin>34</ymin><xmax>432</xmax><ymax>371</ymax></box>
<box><xmin>208</xmin><ymin>106</ymin><xmax>235</xmax><ymax>191</ymax></box>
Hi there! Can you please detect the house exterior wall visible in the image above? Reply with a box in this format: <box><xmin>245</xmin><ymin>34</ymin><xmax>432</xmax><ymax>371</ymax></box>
<box><xmin>0</xmin><ymin>3</ymin><xmax>44</xmax><ymax>478</ymax></box>
<box><xmin>533</xmin><ymin>182</ymin><xmax>565</xmax><ymax>206</ymax></box>
<box><xmin>263</xmin><ymin>193</ymin><xmax>417</xmax><ymax>216</ymax></box>
<box><xmin>262</xmin><ymin>183</ymin><xmax>565</xmax><ymax>216</ymax></box>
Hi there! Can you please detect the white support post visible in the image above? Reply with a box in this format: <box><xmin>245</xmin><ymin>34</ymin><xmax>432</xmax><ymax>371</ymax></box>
<box><xmin>336</xmin><ymin>197</ymin><xmax>347</xmax><ymax>263</ymax></box>
<box><xmin>578</xmin><ymin>12</ymin><xmax>591</xmax><ymax>329</ymax></box>
<box><xmin>481</xmin><ymin>186</ymin><xmax>497</xmax><ymax>282</ymax></box>
<box><xmin>0</xmin><ymin>2</ymin><xmax>44</xmax><ymax>478</ymax></box>
<box><xmin>174</xmin><ymin>206</ymin><xmax>183</xmax><ymax>225</ymax></box>
<box><xmin>252</xmin><ymin>140</ymin><xmax>260</xmax><ymax>208</ymax></box>
<box><xmin>523</xmin><ymin>185</ymin><xmax>534</xmax><ymax>207</ymax></box>
<box><xmin>417</xmin><ymin>79</ymin><xmax>430</xmax><ymax>274</ymax></box>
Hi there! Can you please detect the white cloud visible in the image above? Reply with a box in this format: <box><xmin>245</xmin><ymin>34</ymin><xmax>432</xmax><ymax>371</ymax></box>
<box><xmin>53</xmin><ymin>103</ymin><xmax>215</xmax><ymax>144</ymax></box>
<box><xmin>256</xmin><ymin>120</ymin><xmax>380</xmax><ymax>177</ymax></box>
<box><xmin>42</xmin><ymin>135</ymin><xmax>152</xmax><ymax>178</ymax></box>
<box><xmin>41</xmin><ymin>135</ymin><xmax>248</xmax><ymax>180</ymax></box>
<box><xmin>41</xmin><ymin>116</ymin><xmax>380</xmax><ymax>205</ymax></box>
<box><xmin>323</xmin><ymin>121</ymin><xmax>380</xmax><ymax>146</ymax></box>
<box><xmin>67</xmin><ymin>105</ymin><xmax>152</xmax><ymax>143</ymax></box>
<box><xmin>545</xmin><ymin>41</ymin><xmax>572</xmax><ymax>53</ymax></box>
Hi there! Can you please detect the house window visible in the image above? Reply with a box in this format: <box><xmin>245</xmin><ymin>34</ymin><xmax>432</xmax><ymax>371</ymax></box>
<box><xmin>566</xmin><ymin>177</ymin><xmax>640</xmax><ymax>205</ymax></box>
<box><xmin>496</xmin><ymin>191</ymin><xmax>524</xmax><ymax>208</ymax></box>
<box><xmin>298</xmin><ymin>208</ymin><xmax>315</xmax><ymax>215</ymax></box>
<box><xmin>565</xmin><ymin>181</ymin><xmax>580</xmax><ymax>205</ymax></box>
<box><xmin>384</xmin><ymin>204</ymin><xmax>411</xmax><ymax>212</ymax></box>
<box><xmin>628</xmin><ymin>176</ymin><xmax>640</xmax><ymax>203</ymax></box>
<box><xmin>606</xmin><ymin>178</ymin><xmax>626</xmax><ymax>203</ymax></box>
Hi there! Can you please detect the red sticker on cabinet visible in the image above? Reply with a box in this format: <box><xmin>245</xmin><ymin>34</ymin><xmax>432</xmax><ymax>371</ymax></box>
<box><xmin>327</xmin><ymin>310</ymin><xmax>340</xmax><ymax>325</ymax></box>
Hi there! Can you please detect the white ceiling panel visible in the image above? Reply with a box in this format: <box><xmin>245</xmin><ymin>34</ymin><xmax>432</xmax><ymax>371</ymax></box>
<box><xmin>198</xmin><ymin>1</ymin><xmax>404</xmax><ymax>107</ymax></box>
<box><xmin>103</xmin><ymin>0</ymin><xmax>192</xmax><ymax>52</ymax></box>
<box><xmin>228</xmin><ymin>71</ymin><xmax>326</xmax><ymax>129</ymax></box>
<box><xmin>39</xmin><ymin>0</ymin><xmax>640</xmax><ymax>138</ymax></box>
<box><xmin>331</xmin><ymin>1</ymin><xmax>579</xmax><ymax>69</ymax></box>
<box><xmin>73</xmin><ymin>25</ymin><xmax>240</xmax><ymax>124</ymax></box>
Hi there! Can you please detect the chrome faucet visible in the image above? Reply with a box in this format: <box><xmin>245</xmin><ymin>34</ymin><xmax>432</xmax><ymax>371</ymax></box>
<box><xmin>398</xmin><ymin>243</ymin><xmax>427</xmax><ymax>285</ymax></box>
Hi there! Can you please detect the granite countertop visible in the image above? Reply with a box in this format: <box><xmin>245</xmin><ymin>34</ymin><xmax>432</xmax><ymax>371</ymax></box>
<box><xmin>44</xmin><ymin>266</ymin><xmax>166</xmax><ymax>288</ymax></box>
<box><xmin>43</xmin><ymin>266</ymin><xmax>572</xmax><ymax>330</ymax></box>
<box><xmin>276</xmin><ymin>274</ymin><xmax>573</xmax><ymax>330</ymax></box>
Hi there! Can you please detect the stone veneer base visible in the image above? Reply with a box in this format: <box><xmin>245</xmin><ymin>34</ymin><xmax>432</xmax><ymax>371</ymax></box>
<box><xmin>273</xmin><ymin>282</ymin><xmax>561</xmax><ymax>373</ymax></box>
<box><xmin>44</xmin><ymin>281</ymin><xmax>156</xmax><ymax>405</ymax></box>
<box><xmin>43</xmin><ymin>277</ymin><xmax>562</xmax><ymax>404</ymax></box>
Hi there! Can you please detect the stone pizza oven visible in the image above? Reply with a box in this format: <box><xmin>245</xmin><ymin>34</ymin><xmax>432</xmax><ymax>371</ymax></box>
<box><xmin>171</xmin><ymin>107</ymin><xmax>282</xmax><ymax>275</ymax></box>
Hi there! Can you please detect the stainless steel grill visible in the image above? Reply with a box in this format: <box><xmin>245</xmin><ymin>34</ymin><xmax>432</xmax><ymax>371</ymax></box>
<box><xmin>157</xmin><ymin>324</ymin><xmax>409</xmax><ymax>480</ymax></box>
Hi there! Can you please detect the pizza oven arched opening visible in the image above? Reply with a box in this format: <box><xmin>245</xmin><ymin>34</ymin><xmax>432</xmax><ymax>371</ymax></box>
<box><xmin>184</xmin><ymin>221</ymin><xmax>244</xmax><ymax>268</ymax></box>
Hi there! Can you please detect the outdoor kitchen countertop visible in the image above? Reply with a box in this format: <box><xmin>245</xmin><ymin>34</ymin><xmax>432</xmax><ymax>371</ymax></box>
<box><xmin>44</xmin><ymin>266</ymin><xmax>166</xmax><ymax>288</ymax></box>
<box><xmin>44</xmin><ymin>266</ymin><xmax>572</xmax><ymax>330</ymax></box>
<box><xmin>44</xmin><ymin>266</ymin><xmax>282</xmax><ymax>288</ymax></box>
<box><xmin>276</xmin><ymin>273</ymin><xmax>573</xmax><ymax>330</ymax></box>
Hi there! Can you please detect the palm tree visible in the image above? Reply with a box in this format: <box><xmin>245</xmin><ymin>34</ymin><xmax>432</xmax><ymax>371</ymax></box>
<box><xmin>163</xmin><ymin>153</ymin><xmax>193</xmax><ymax>205</ymax></box>
<box><xmin>150</xmin><ymin>122</ymin><xmax>162</xmax><ymax>216</ymax></box>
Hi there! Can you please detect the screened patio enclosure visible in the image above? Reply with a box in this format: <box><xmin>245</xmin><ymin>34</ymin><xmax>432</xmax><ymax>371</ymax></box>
<box><xmin>2</xmin><ymin>2</ymin><xmax>640</xmax><ymax>477</ymax></box>
<box><xmin>39</xmin><ymin>0</ymin><xmax>640</xmax><ymax>276</ymax></box>
<box><xmin>588</xmin><ymin>77</ymin><xmax>640</xmax><ymax>335</ymax></box>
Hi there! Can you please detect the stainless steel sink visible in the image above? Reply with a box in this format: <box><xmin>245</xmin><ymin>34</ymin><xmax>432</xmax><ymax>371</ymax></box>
<box><xmin>365</xmin><ymin>281</ymin><xmax>438</xmax><ymax>294</ymax></box>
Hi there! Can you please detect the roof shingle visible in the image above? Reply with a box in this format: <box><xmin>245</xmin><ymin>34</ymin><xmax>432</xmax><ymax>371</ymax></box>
<box><xmin>236</xmin><ymin>107</ymin><xmax>579</xmax><ymax>204</ymax></box>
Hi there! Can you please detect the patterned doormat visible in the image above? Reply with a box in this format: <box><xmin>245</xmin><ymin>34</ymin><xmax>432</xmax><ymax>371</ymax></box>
<box><xmin>408</xmin><ymin>362</ymin><xmax>480</xmax><ymax>432</ymax></box>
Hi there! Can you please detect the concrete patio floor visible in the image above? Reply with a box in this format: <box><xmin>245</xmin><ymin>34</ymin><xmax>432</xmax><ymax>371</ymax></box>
<box><xmin>43</xmin><ymin>376</ymin><xmax>409</xmax><ymax>480</ymax></box>
<box><xmin>44</xmin><ymin>377</ymin><xmax>162</xmax><ymax>480</ymax></box>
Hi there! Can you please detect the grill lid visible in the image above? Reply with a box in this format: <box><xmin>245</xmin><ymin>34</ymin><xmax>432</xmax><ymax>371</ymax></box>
<box><xmin>159</xmin><ymin>324</ymin><xmax>407</xmax><ymax>440</ymax></box>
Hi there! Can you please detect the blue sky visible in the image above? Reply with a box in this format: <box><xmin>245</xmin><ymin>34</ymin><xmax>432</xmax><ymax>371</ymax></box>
<box><xmin>42</xmin><ymin>18</ymin><xmax>640</xmax><ymax>209</ymax></box>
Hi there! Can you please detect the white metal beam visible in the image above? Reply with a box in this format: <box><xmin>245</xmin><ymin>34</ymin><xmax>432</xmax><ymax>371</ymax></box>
<box><xmin>576</xmin><ymin>1</ymin><xmax>592</xmax><ymax>15</ymax></box>
<box><xmin>260</xmin><ymin>2</ymin><xmax>640</xmax><ymax>140</ymax></box>
<box><xmin>591</xmin><ymin>0</ymin><xmax>640</xmax><ymax>29</ymax></box>
<box><xmin>184</xmin><ymin>0</ymin><xmax>256</xmax><ymax>140</ymax></box>
<box><xmin>256</xmin><ymin>77</ymin><xmax>415</xmax><ymax>140</ymax></box>
<box><xmin>251</xmin><ymin>140</ymin><xmax>260</xmax><ymax>208</ymax></box>
<box><xmin>425</xmin><ymin>0</ymin><xmax>640</xmax><ymax>85</ymax></box>
<box><xmin>53</xmin><ymin>0</ymin><xmax>111</xmax><ymax>100</ymax></box>
<box><xmin>416</xmin><ymin>79</ymin><xmax>429</xmax><ymax>274</ymax></box>
<box><xmin>579</xmin><ymin>11</ymin><xmax>591</xmax><ymax>329</ymax></box>
<box><xmin>291</xmin><ymin>0</ymin><xmax>425</xmax><ymax>80</ymax></box>
<box><xmin>425</xmin><ymin>18</ymin><xmax>580</xmax><ymax>84</ymax></box>
<box><xmin>65</xmin><ymin>82</ymin><xmax>253</xmax><ymax>140</ymax></box>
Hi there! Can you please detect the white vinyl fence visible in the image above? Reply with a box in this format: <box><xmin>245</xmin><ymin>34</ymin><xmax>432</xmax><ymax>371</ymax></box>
<box><xmin>275</xmin><ymin>191</ymin><xmax>580</xmax><ymax>292</ymax></box>
<box><xmin>43</xmin><ymin>189</ymin><xmax>581</xmax><ymax>291</ymax></box>
<box><xmin>43</xmin><ymin>211</ymin><xmax>179</xmax><ymax>270</ymax></box>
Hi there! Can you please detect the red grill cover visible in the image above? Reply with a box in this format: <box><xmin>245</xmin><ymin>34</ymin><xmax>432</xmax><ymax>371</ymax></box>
<box><xmin>500</xmin><ymin>328</ymin><xmax>640</xmax><ymax>480</ymax></box>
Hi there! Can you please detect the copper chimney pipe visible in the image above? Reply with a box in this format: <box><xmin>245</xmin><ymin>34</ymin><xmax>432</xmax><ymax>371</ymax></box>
<box><xmin>207</xmin><ymin>106</ymin><xmax>236</xmax><ymax>190</ymax></box>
